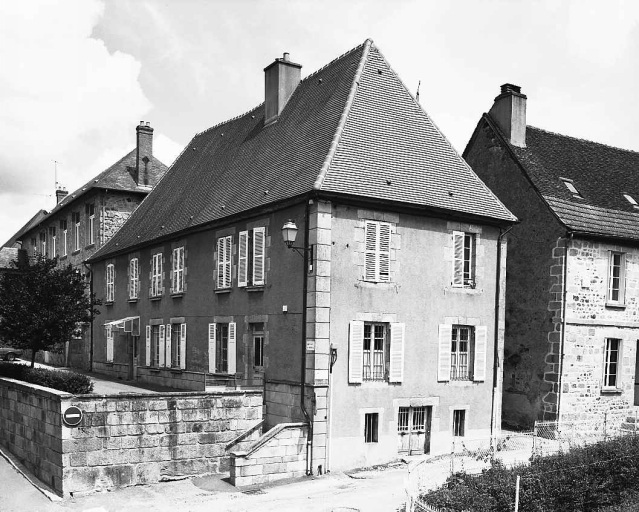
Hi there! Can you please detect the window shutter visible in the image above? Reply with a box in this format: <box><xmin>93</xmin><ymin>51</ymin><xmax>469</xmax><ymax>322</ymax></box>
<box><xmin>438</xmin><ymin>324</ymin><xmax>453</xmax><ymax>381</ymax></box>
<box><xmin>253</xmin><ymin>227</ymin><xmax>265</xmax><ymax>286</ymax></box>
<box><xmin>452</xmin><ymin>231</ymin><xmax>465</xmax><ymax>286</ymax></box>
<box><xmin>165</xmin><ymin>324</ymin><xmax>172</xmax><ymax>367</ymax></box>
<box><xmin>364</xmin><ymin>221</ymin><xmax>377</xmax><ymax>281</ymax></box>
<box><xmin>180</xmin><ymin>323</ymin><xmax>187</xmax><ymax>370</ymax></box>
<box><xmin>378</xmin><ymin>223</ymin><xmax>391</xmax><ymax>282</ymax></box>
<box><xmin>146</xmin><ymin>325</ymin><xmax>151</xmax><ymax>366</ymax></box>
<box><xmin>389</xmin><ymin>322</ymin><xmax>405</xmax><ymax>383</ymax></box>
<box><xmin>106</xmin><ymin>325</ymin><xmax>114</xmax><ymax>363</ymax></box>
<box><xmin>228</xmin><ymin>322</ymin><xmax>237</xmax><ymax>374</ymax></box>
<box><xmin>473</xmin><ymin>326</ymin><xmax>488</xmax><ymax>382</ymax></box>
<box><xmin>217</xmin><ymin>238</ymin><xmax>224</xmax><ymax>288</ymax></box>
<box><xmin>161</xmin><ymin>255</ymin><xmax>165</xmax><ymax>295</ymax></box>
<box><xmin>225</xmin><ymin>236</ymin><xmax>232</xmax><ymax>288</ymax></box>
<box><xmin>208</xmin><ymin>323</ymin><xmax>216</xmax><ymax>373</ymax></box>
<box><xmin>238</xmin><ymin>231</ymin><xmax>248</xmax><ymax>287</ymax></box>
<box><xmin>348</xmin><ymin>320</ymin><xmax>365</xmax><ymax>383</ymax></box>
<box><xmin>159</xmin><ymin>325</ymin><xmax>166</xmax><ymax>367</ymax></box>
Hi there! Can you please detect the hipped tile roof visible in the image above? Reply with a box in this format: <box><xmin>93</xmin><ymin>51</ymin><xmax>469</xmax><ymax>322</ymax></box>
<box><xmin>2</xmin><ymin>209</ymin><xmax>47</xmax><ymax>248</ymax></box>
<box><xmin>90</xmin><ymin>40</ymin><xmax>515</xmax><ymax>261</ymax></box>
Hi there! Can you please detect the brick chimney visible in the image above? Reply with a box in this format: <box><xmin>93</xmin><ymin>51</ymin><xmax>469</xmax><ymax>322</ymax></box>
<box><xmin>264</xmin><ymin>52</ymin><xmax>301</xmax><ymax>125</ymax></box>
<box><xmin>55</xmin><ymin>187</ymin><xmax>68</xmax><ymax>204</ymax></box>
<box><xmin>136</xmin><ymin>121</ymin><xmax>153</xmax><ymax>186</ymax></box>
<box><xmin>489</xmin><ymin>84</ymin><xmax>527</xmax><ymax>148</ymax></box>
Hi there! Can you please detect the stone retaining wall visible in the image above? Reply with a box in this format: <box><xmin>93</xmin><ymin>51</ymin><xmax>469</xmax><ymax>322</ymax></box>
<box><xmin>0</xmin><ymin>377</ymin><xmax>262</xmax><ymax>496</ymax></box>
<box><xmin>230</xmin><ymin>422</ymin><xmax>308</xmax><ymax>487</ymax></box>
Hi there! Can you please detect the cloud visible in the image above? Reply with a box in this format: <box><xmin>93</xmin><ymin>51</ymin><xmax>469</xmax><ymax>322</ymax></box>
<box><xmin>0</xmin><ymin>0</ymin><xmax>182</xmax><ymax>246</ymax></box>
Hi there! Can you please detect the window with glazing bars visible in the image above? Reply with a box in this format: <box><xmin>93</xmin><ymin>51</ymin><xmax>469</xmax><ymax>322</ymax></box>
<box><xmin>412</xmin><ymin>407</ymin><xmax>426</xmax><ymax>431</ymax></box>
<box><xmin>451</xmin><ymin>326</ymin><xmax>473</xmax><ymax>380</ymax></box>
<box><xmin>364</xmin><ymin>413</ymin><xmax>379</xmax><ymax>443</ymax></box>
<box><xmin>608</xmin><ymin>252</ymin><xmax>625</xmax><ymax>304</ymax></box>
<box><xmin>363</xmin><ymin>323</ymin><xmax>386</xmax><ymax>380</ymax></box>
<box><xmin>398</xmin><ymin>407</ymin><xmax>409</xmax><ymax>433</ymax></box>
<box><xmin>603</xmin><ymin>338</ymin><xmax>621</xmax><ymax>388</ymax></box>
<box><xmin>216</xmin><ymin>323</ymin><xmax>229</xmax><ymax>373</ymax></box>
<box><xmin>453</xmin><ymin>409</ymin><xmax>465</xmax><ymax>437</ymax></box>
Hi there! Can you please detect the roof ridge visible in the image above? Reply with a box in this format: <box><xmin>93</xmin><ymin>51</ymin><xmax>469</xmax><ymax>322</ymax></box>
<box><xmin>194</xmin><ymin>104</ymin><xmax>263</xmax><ymax>138</ymax></box>
<box><xmin>528</xmin><ymin>125</ymin><xmax>639</xmax><ymax>155</ymax></box>
<box><xmin>314</xmin><ymin>38</ymin><xmax>372</xmax><ymax>190</ymax></box>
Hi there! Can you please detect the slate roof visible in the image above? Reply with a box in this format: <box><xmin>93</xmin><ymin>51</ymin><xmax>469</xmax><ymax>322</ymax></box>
<box><xmin>90</xmin><ymin>39</ymin><xmax>515</xmax><ymax>262</ymax></box>
<box><xmin>2</xmin><ymin>209</ymin><xmax>48</xmax><ymax>248</ymax></box>
<box><xmin>490</xmin><ymin>118</ymin><xmax>639</xmax><ymax>241</ymax></box>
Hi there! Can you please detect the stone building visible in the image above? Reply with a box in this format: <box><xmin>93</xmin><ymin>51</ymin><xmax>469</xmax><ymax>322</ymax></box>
<box><xmin>464</xmin><ymin>84</ymin><xmax>639</xmax><ymax>429</ymax></box>
<box><xmin>15</xmin><ymin>123</ymin><xmax>168</xmax><ymax>368</ymax></box>
<box><xmin>88</xmin><ymin>40</ymin><xmax>516</xmax><ymax>472</ymax></box>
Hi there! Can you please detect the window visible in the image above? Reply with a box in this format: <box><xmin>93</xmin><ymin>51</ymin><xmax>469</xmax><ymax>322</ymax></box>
<box><xmin>106</xmin><ymin>264</ymin><xmax>114</xmax><ymax>303</ymax></box>
<box><xmin>252</xmin><ymin>324</ymin><xmax>264</xmax><ymax>368</ymax></box>
<box><xmin>168</xmin><ymin>323</ymin><xmax>186</xmax><ymax>369</ymax></box>
<box><xmin>60</xmin><ymin>220</ymin><xmax>67</xmax><ymax>256</ymax></box>
<box><xmin>172</xmin><ymin>246</ymin><xmax>185</xmax><ymax>293</ymax></box>
<box><xmin>106</xmin><ymin>325</ymin><xmax>114</xmax><ymax>363</ymax></box>
<box><xmin>364</xmin><ymin>220</ymin><xmax>391</xmax><ymax>282</ymax></box>
<box><xmin>49</xmin><ymin>227</ymin><xmax>56</xmax><ymax>256</ymax></box>
<box><xmin>216</xmin><ymin>235</ymin><xmax>232</xmax><ymax>289</ymax></box>
<box><xmin>452</xmin><ymin>231</ymin><xmax>475</xmax><ymax>287</ymax></box>
<box><xmin>208</xmin><ymin>322</ymin><xmax>236</xmax><ymax>374</ymax></box>
<box><xmin>129</xmin><ymin>258</ymin><xmax>139</xmax><ymax>300</ymax></box>
<box><xmin>412</xmin><ymin>407</ymin><xmax>426</xmax><ymax>431</ymax></box>
<box><xmin>151</xmin><ymin>253</ymin><xmax>162</xmax><ymax>297</ymax></box>
<box><xmin>561</xmin><ymin>179</ymin><xmax>581</xmax><ymax>197</ymax></box>
<box><xmin>151</xmin><ymin>325</ymin><xmax>161</xmax><ymax>367</ymax></box>
<box><xmin>87</xmin><ymin>204</ymin><xmax>95</xmax><ymax>246</ymax></box>
<box><xmin>603</xmin><ymin>338</ymin><xmax>621</xmax><ymax>389</ymax></box>
<box><xmin>607</xmin><ymin>252</ymin><xmax>626</xmax><ymax>305</ymax></box>
<box><xmin>364</xmin><ymin>413</ymin><xmax>379</xmax><ymax>443</ymax></box>
<box><xmin>238</xmin><ymin>227</ymin><xmax>266</xmax><ymax>287</ymax></box>
<box><xmin>398</xmin><ymin>407</ymin><xmax>409</xmax><ymax>433</ymax></box>
<box><xmin>438</xmin><ymin>324</ymin><xmax>487</xmax><ymax>382</ymax></box>
<box><xmin>452</xmin><ymin>410</ymin><xmax>466</xmax><ymax>437</ymax></box>
<box><xmin>348</xmin><ymin>321</ymin><xmax>404</xmax><ymax>384</ymax></box>
<box><xmin>40</xmin><ymin>232</ymin><xmax>46</xmax><ymax>256</ymax></box>
<box><xmin>31</xmin><ymin>238</ymin><xmax>37</xmax><ymax>255</ymax></box>
<box><xmin>73</xmin><ymin>212</ymin><xmax>80</xmax><ymax>251</ymax></box>
<box><xmin>624</xmin><ymin>194</ymin><xmax>638</xmax><ymax>207</ymax></box>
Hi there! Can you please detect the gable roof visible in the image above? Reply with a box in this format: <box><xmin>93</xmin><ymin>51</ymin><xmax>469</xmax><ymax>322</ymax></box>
<box><xmin>482</xmin><ymin>115</ymin><xmax>639</xmax><ymax>241</ymax></box>
<box><xmin>2</xmin><ymin>209</ymin><xmax>48</xmax><ymax>248</ymax></box>
<box><xmin>90</xmin><ymin>39</ymin><xmax>515</xmax><ymax>262</ymax></box>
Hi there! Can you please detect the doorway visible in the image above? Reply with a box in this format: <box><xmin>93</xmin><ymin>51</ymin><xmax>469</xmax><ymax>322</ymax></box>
<box><xmin>398</xmin><ymin>406</ymin><xmax>432</xmax><ymax>455</ymax></box>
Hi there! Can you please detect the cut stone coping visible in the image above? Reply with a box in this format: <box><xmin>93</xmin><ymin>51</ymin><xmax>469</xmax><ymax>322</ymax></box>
<box><xmin>225</xmin><ymin>420</ymin><xmax>264</xmax><ymax>452</ymax></box>
<box><xmin>231</xmin><ymin>422</ymin><xmax>308</xmax><ymax>458</ymax></box>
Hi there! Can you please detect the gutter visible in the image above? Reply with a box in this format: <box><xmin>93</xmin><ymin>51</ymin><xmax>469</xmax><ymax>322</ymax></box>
<box><xmin>300</xmin><ymin>195</ymin><xmax>313</xmax><ymax>475</ymax></box>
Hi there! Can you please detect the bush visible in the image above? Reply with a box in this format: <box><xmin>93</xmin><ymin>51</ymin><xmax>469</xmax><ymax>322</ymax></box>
<box><xmin>421</xmin><ymin>436</ymin><xmax>639</xmax><ymax>512</ymax></box>
<box><xmin>0</xmin><ymin>362</ymin><xmax>93</xmax><ymax>394</ymax></box>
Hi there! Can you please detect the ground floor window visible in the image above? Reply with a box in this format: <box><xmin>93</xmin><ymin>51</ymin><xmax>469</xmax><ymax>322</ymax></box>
<box><xmin>216</xmin><ymin>323</ymin><xmax>229</xmax><ymax>373</ymax></box>
<box><xmin>603</xmin><ymin>338</ymin><xmax>621</xmax><ymax>389</ymax></box>
<box><xmin>171</xmin><ymin>323</ymin><xmax>181</xmax><ymax>368</ymax></box>
<box><xmin>452</xmin><ymin>409</ymin><xmax>466</xmax><ymax>437</ymax></box>
<box><xmin>252</xmin><ymin>323</ymin><xmax>264</xmax><ymax>369</ymax></box>
<box><xmin>364</xmin><ymin>412</ymin><xmax>379</xmax><ymax>443</ymax></box>
<box><xmin>152</xmin><ymin>325</ymin><xmax>160</xmax><ymax>367</ymax></box>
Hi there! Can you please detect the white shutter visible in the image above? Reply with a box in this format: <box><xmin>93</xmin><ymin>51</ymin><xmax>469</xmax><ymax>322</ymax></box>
<box><xmin>166</xmin><ymin>324</ymin><xmax>172</xmax><ymax>367</ymax></box>
<box><xmin>389</xmin><ymin>323</ymin><xmax>405</xmax><ymax>383</ymax></box>
<box><xmin>146</xmin><ymin>325</ymin><xmax>151</xmax><ymax>366</ymax></box>
<box><xmin>364</xmin><ymin>221</ymin><xmax>377</xmax><ymax>281</ymax></box>
<box><xmin>378</xmin><ymin>223</ymin><xmax>391</xmax><ymax>282</ymax></box>
<box><xmin>438</xmin><ymin>324</ymin><xmax>453</xmax><ymax>381</ymax></box>
<box><xmin>238</xmin><ymin>231</ymin><xmax>248</xmax><ymax>287</ymax></box>
<box><xmin>159</xmin><ymin>325</ymin><xmax>166</xmax><ymax>367</ymax></box>
<box><xmin>172</xmin><ymin>249</ymin><xmax>178</xmax><ymax>292</ymax></box>
<box><xmin>348</xmin><ymin>320</ymin><xmax>365</xmax><ymax>383</ymax></box>
<box><xmin>208</xmin><ymin>323</ymin><xmax>216</xmax><ymax>373</ymax></box>
<box><xmin>106</xmin><ymin>325</ymin><xmax>114</xmax><ymax>362</ymax></box>
<box><xmin>217</xmin><ymin>238</ymin><xmax>224</xmax><ymax>288</ymax></box>
<box><xmin>473</xmin><ymin>326</ymin><xmax>488</xmax><ymax>382</ymax></box>
<box><xmin>180</xmin><ymin>323</ymin><xmax>187</xmax><ymax>370</ymax></box>
<box><xmin>228</xmin><ymin>322</ymin><xmax>237</xmax><ymax>374</ymax></box>
<box><xmin>253</xmin><ymin>227</ymin><xmax>265</xmax><ymax>286</ymax></box>
<box><xmin>452</xmin><ymin>231</ymin><xmax>464</xmax><ymax>286</ymax></box>
<box><xmin>225</xmin><ymin>236</ymin><xmax>232</xmax><ymax>288</ymax></box>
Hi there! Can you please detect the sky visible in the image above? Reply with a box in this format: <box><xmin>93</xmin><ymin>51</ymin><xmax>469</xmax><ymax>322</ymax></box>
<box><xmin>1</xmin><ymin>0</ymin><xmax>638</xmax><ymax>246</ymax></box>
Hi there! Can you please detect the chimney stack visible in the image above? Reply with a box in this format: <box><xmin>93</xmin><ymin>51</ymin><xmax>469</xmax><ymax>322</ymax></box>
<box><xmin>489</xmin><ymin>84</ymin><xmax>527</xmax><ymax>148</ymax></box>
<box><xmin>136</xmin><ymin>121</ymin><xmax>154</xmax><ymax>186</ymax></box>
<box><xmin>55</xmin><ymin>187</ymin><xmax>68</xmax><ymax>204</ymax></box>
<box><xmin>264</xmin><ymin>52</ymin><xmax>302</xmax><ymax>125</ymax></box>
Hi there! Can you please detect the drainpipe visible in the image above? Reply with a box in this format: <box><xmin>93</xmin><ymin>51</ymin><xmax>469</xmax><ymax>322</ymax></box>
<box><xmin>300</xmin><ymin>196</ymin><xmax>313</xmax><ymax>476</ymax></box>
<box><xmin>556</xmin><ymin>232</ymin><xmax>572</xmax><ymax>425</ymax></box>
<box><xmin>83</xmin><ymin>262</ymin><xmax>94</xmax><ymax>372</ymax></box>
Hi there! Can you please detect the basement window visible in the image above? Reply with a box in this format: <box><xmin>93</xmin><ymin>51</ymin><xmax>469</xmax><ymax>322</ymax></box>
<box><xmin>364</xmin><ymin>413</ymin><xmax>379</xmax><ymax>443</ymax></box>
<box><xmin>623</xmin><ymin>194</ymin><xmax>639</xmax><ymax>208</ymax></box>
<box><xmin>560</xmin><ymin>178</ymin><xmax>582</xmax><ymax>198</ymax></box>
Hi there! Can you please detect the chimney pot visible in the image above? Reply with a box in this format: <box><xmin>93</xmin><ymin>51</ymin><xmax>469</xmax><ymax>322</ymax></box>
<box><xmin>146</xmin><ymin>121</ymin><xmax>150</xmax><ymax>127</ymax></box>
<box><xmin>283</xmin><ymin>52</ymin><xmax>290</xmax><ymax>61</ymax></box>
<box><xmin>140</xmin><ymin>121</ymin><xmax>144</xmax><ymax>126</ymax></box>
<box><xmin>489</xmin><ymin>83</ymin><xmax>527</xmax><ymax>148</ymax></box>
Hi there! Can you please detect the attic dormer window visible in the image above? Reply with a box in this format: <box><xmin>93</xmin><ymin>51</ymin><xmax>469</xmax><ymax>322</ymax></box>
<box><xmin>623</xmin><ymin>194</ymin><xmax>639</xmax><ymax>208</ymax></box>
<box><xmin>560</xmin><ymin>178</ymin><xmax>582</xmax><ymax>198</ymax></box>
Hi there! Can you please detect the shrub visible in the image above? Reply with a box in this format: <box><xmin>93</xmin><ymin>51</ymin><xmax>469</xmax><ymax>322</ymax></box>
<box><xmin>421</xmin><ymin>436</ymin><xmax>639</xmax><ymax>512</ymax></box>
<box><xmin>0</xmin><ymin>362</ymin><xmax>94</xmax><ymax>394</ymax></box>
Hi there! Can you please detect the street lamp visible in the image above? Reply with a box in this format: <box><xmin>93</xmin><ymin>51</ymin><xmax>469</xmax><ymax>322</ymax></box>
<box><xmin>281</xmin><ymin>220</ymin><xmax>299</xmax><ymax>249</ymax></box>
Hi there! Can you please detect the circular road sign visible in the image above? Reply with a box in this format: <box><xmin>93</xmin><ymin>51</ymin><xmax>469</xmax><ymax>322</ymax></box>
<box><xmin>62</xmin><ymin>406</ymin><xmax>83</xmax><ymax>427</ymax></box>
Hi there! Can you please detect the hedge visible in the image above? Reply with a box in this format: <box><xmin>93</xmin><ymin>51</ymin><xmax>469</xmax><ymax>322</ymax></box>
<box><xmin>421</xmin><ymin>435</ymin><xmax>639</xmax><ymax>511</ymax></box>
<box><xmin>0</xmin><ymin>362</ymin><xmax>93</xmax><ymax>394</ymax></box>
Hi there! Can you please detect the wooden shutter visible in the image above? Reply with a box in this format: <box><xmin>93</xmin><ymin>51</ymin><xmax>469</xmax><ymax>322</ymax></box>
<box><xmin>225</xmin><ymin>236</ymin><xmax>232</xmax><ymax>288</ymax></box>
<box><xmin>389</xmin><ymin>323</ymin><xmax>405</xmax><ymax>383</ymax></box>
<box><xmin>208</xmin><ymin>323</ymin><xmax>216</xmax><ymax>373</ymax></box>
<box><xmin>159</xmin><ymin>325</ymin><xmax>166</xmax><ymax>367</ymax></box>
<box><xmin>437</xmin><ymin>324</ymin><xmax>453</xmax><ymax>381</ymax></box>
<box><xmin>348</xmin><ymin>320</ymin><xmax>365</xmax><ymax>383</ymax></box>
<box><xmin>146</xmin><ymin>325</ymin><xmax>151</xmax><ymax>365</ymax></box>
<box><xmin>106</xmin><ymin>325</ymin><xmax>113</xmax><ymax>362</ymax></box>
<box><xmin>378</xmin><ymin>223</ymin><xmax>391</xmax><ymax>282</ymax></box>
<box><xmin>364</xmin><ymin>221</ymin><xmax>377</xmax><ymax>281</ymax></box>
<box><xmin>452</xmin><ymin>231</ymin><xmax>465</xmax><ymax>286</ymax></box>
<box><xmin>180</xmin><ymin>323</ymin><xmax>187</xmax><ymax>370</ymax></box>
<box><xmin>238</xmin><ymin>231</ymin><xmax>248</xmax><ymax>287</ymax></box>
<box><xmin>217</xmin><ymin>238</ymin><xmax>225</xmax><ymax>288</ymax></box>
<box><xmin>171</xmin><ymin>248</ymin><xmax>177</xmax><ymax>293</ymax></box>
<box><xmin>253</xmin><ymin>227</ymin><xmax>265</xmax><ymax>286</ymax></box>
<box><xmin>166</xmin><ymin>324</ymin><xmax>172</xmax><ymax>367</ymax></box>
<box><xmin>473</xmin><ymin>326</ymin><xmax>488</xmax><ymax>382</ymax></box>
<box><xmin>228</xmin><ymin>322</ymin><xmax>237</xmax><ymax>374</ymax></box>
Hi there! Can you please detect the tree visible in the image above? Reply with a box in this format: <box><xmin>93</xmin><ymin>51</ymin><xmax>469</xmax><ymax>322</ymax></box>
<box><xmin>0</xmin><ymin>255</ymin><xmax>100</xmax><ymax>367</ymax></box>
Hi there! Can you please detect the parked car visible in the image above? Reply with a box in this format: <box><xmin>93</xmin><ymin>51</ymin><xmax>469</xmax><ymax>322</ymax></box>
<box><xmin>0</xmin><ymin>346</ymin><xmax>22</xmax><ymax>361</ymax></box>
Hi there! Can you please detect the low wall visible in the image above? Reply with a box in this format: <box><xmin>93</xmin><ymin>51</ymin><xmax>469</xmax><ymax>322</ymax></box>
<box><xmin>92</xmin><ymin>362</ymin><xmax>207</xmax><ymax>391</ymax></box>
<box><xmin>230</xmin><ymin>422</ymin><xmax>308</xmax><ymax>487</ymax></box>
<box><xmin>0</xmin><ymin>377</ymin><xmax>262</xmax><ymax>496</ymax></box>
<box><xmin>264</xmin><ymin>380</ymin><xmax>306</xmax><ymax>429</ymax></box>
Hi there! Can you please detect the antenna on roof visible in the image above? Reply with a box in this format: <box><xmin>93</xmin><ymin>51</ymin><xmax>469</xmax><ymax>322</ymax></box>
<box><xmin>53</xmin><ymin>160</ymin><xmax>61</xmax><ymax>190</ymax></box>
<box><xmin>416</xmin><ymin>80</ymin><xmax>421</xmax><ymax>103</ymax></box>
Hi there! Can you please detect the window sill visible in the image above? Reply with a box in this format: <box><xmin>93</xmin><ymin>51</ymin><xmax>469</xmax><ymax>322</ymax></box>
<box><xmin>170</xmin><ymin>368</ymin><xmax>183</xmax><ymax>374</ymax></box>
<box><xmin>171</xmin><ymin>293</ymin><xmax>184</xmax><ymax>299</ymax></box>
<box><xmin>150</xmin><ymin>295</ymin><xmax>162</xmax><ymax>301</ymax></box>
<box><xmin>601</xmin><ymin>388</ymin><xmax>622</xmax><ymax>395</ymax></box>
<box><xmin>105</xmin><ymin>362</ymin><xmax>114</xmax><ymax>367</ymax></box>
<box><xmin>59</xmin><ymin>255</ymin><xmax>68</xmax><ymax>261</ymax></box>
<box><xmin>445</xmin><ymin>286</ymin><xmax>483</xmax><ymax>295</ymax></box>
<box><xmin>447</xmin><ymin>380</ymin><xmax>479</xmax><ymax>387</ymax></box>
<box><xmin>215</xmin><ymin>288</ymin><xmax>232</xmax><ymax>294</ymax></box>
<box><xmin>72</xmin><ymin>250</ymin><xmax>81</xmax><ymax>256</ymax></box>
<box><xmin>85</xmin><ymin>244</ymin><xmax>95</xmax><ymax>249</ymax></box>
<box><xmin>149</xmin><ymin>368</ymin><xmax>161</xmax><ymax>373</ymax></box>
<box><xmin>105</xmin><ymin>301</ymin><xmax>114</xmax><ymax>307</ymax></box>
<box><xmin>246</xmin><ymin>286</ymin><xmax>265</xmax><ymax>293</ymax></box>
<box><xmin>605</xmin><ymin>302</ymin><xmax>626</xmax><ymax>309</ymax></box>
<box><xmin>128</xmin><ymin>298</ymin><xmax>138</xmax><ymax>303</ymax></box>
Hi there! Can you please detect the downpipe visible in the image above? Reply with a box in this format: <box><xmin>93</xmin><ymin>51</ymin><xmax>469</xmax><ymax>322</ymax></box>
<box><xmin>300</xmin><ymin>196</ymin><xmax>313</xmax><ymax>476</ymax></box>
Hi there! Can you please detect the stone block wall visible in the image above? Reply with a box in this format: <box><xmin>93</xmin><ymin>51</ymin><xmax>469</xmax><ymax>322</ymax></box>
<box><xmin>264</xmin><ymin>380</ymin><xmax>305</xmax><ymax>428</ymax></box>
<box><xmin>230</xmin><ymin>422</ymin><xmax>308</xmax><ymax>487</ymax></box>
<box><xmin>0</xmin><ymin>377</ymin><xmax>263</xmax><ymax>496</ymax></box>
